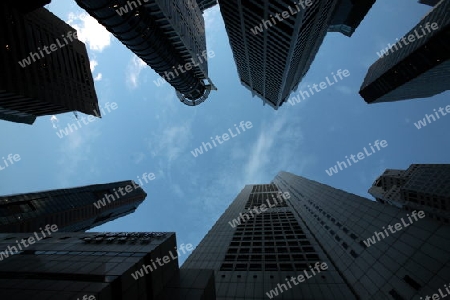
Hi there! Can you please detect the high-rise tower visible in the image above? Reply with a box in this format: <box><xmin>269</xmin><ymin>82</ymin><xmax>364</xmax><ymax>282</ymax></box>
<box><xmin>182</xmin><ymin>171</ymin><xmax>450</xmax><ymax>299</ymax></box>
<box><xmin>0</xmin><ymin>2</ymin><xmax>100</xmax><ymax>125</ymax></box>
<box><xmin>359</xmin><ymin>0</ymin><xmax>450</xmax><ymax>104</ymax></box>
<box><xmin>0</xmin><ymin>231</ymin><xmax>216</xmax><ymax>300</ymax></box>
<box><xmin>328</xmin><ymin>0</ymin><xmax>377</xmax><ymax>37</ymax></box>
<box><xmin>6</xmin><ymin>0</ymin><xmax>51</xmax><ymax>13</ymax></box>
<box><xmin>369</xmin><ymin>164</ymin><xmax>450</xmax><ymax>224</ymax></box>
<box><xmin>75</xmin><ymin>0</ymin><xmax>216</xmax><ymax>106</ymax></box>
<box><xmin>217</xmin><ymin>0</ymin><xmax>374</xmax><ymax>109</ymax></box>
<box><xmin>0</xmin><ymin>181</ymin><xmax>147</xmax><ymax>233</ymax></box>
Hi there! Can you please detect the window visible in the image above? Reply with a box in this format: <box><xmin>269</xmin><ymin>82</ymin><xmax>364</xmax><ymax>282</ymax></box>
<box><xmin>403</xmin><ymin>275</ymin><xmax>421</xmax><ymax>291</ymax></box>
<box><xmin>389</xmin><ymin>289</ymin><xmax>405</xmax><ymax>300</ymax></box>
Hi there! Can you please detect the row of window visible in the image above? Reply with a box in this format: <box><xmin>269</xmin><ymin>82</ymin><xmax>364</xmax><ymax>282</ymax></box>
<box><xmin>304</xmin><ymin>202</ymin><xmax>362</xmax><ymax>259</ymax></box>
<box><xmin>220</xmin><ymin>261</ymin><xmax>321</xmax><ymax>272</ymax></box>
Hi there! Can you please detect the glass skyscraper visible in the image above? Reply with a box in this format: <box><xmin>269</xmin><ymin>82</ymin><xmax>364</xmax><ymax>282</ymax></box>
<box><xmin>0</xmin><ymin>231</ymin><xmax>216</xmax><ymax>299</ymax></box>
<box><xmin>0</xmin><ymin>2</ymin><xmax>100</xmax><ymax>125</ymax></box>
<box><xmin>217</xmin><ymin>0</ymin><xmax>375</xmax><ymax>109</ymax></box>
<box><xmin>75</xmin><ymin>0</ymin><xmax>216</xmax><ymax>106</ymax></box>
<box><xmin>359</xmin><ymin>0</ymin><xmax>450</xmax><ymax>104</ymax></box>
<box><xmin>0</xmin><ymin>181</ymin><xmax>147</xmax><ymax>233</ymax></box>
<box><xmin>370</xmin><ymin>164</ymin><xmax>450</xmax><ymax>224</ymax></box>
<box><xmin>182</xmin><ymin>171</ymin><xmax>450</xmax><ymax>299</ymax></box>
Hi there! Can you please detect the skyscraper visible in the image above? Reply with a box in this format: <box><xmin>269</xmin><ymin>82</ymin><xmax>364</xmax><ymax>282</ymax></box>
<box><xmin>369</xmin><ymin>164</ymin><xmax>450</xmax><ymax>224</ymax></box>
<box><xmin>328</xmin><ymin>0</ymin><xmax>377</xmax><ymax>37</ymax></box>
<box><xmin>359</xmin><ymin>0</ymin><xmax>450</xmax><ymax>104</ymax></box>
<box><xmin>182</xmin><ymin>171</ymin><xmax>450</xmax><ymax>299</ymax></box>
<box><xmin>0</xmin><ymin>2</ymin><xmax>100</xmax><ymax>125</ymax></box>
<box><xmin>0</xmin><ymin>231</ymin><xmax>216</xmax><ymax>300</ymax></box>
<box><xmin>0</xmin><ymin>180</ymin><xmax>147</xmax><ymax>233</ymax></box>
<box><xmin>217</xmin><ymin>0</ymin><xmax>374</xmax><ymax>109</ymax></box>
<box><xmin>6</xmin><ymin>0</ymin><xmax>51</xmax><ymax>13</ymax></box>
<box><xmin>75</xmin><ymin>0</ymin><xmax>216</xmax><ymax>106</ymax></box>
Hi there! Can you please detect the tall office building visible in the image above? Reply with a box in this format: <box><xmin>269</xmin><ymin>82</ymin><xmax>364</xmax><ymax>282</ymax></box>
<box><xmin>75</xmin><ymin>0</ymin><xmax>216</xmax><ymax>106</ymax></box>
<box><xmin>369</xmin><ymin>164</ymin><xmax>450</xmax><ymax>224</ymax></box>
<box><xmin>217</xmin><ymin>0</ymin><xmax>374</xmax><ymax>109</ymax></box>
<box><xmin>182</xmin><ymin>171</ymin><xmax>450</xmax><ymax>299</ymax></box>
<box><xmin>6</xmin><ymin>0</ymin><xmax>51</xmax><ymax>13</ymax></box>
<box><xmin>196</xmin><ymin>0</ymin><xmax>218</xmax><ymax>12</ymax></box>
<box><xmin>0</xmin><ymin>3</ymin><xmax>100</xmax><ymax>125</ymax></box>
<box><xmin>0</xmin><ymin>231</ymin><xmax>216</xmax><ymax>299</ymax></box>
<box><xmin>359</xmin><ymin>0</ymin><xmax>450</xmax><ymax>104</ymax></box>
<box><xmin>0</xmin><ymin>180</ymin><xmax>147</xmax><ymax>233</ymax></box>
<box><xmin>328</xmin><ymin>0</ymin><xmax>377</xmax><ymax>37</ymax></box>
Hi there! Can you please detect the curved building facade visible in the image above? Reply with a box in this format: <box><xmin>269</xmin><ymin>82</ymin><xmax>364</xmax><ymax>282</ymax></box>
<box><xmin>75</xmin><ymin>0</ymin><xmax>215</xmax><ymax>106</ymax></box>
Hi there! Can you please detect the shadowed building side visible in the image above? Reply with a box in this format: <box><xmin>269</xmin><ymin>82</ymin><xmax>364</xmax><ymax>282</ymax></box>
<box><xmin>218</xmin><ymin>0</ymin><xmax>374</xmax><ymax>110</ymax></box>
<box><xmin>369</xmin><ymin>164</ymin><xmax>450</xmax><ymax>224</ymax></box>
<box><xmin>182</xmin><ymin>171</ymin><xmax>450</xmax><ymax>299</ymax></box>
<box><xmin>0</xmin><ymin>181</ymin><xmax>147</xmax><ymax>233</ymax></box>
<box><xmin>0</xmin><ymin>3</ymin><xmax>100</xmax><ymax>125</ymax></box>
<box><xmin>0</xmin><ymin>232</ymin><xmax>216</xmax><ymax>300</ymax></box>
<box><xmin>6</xmin><ymin>0</ymin><xmax>51</xmax><ymax>13</ymax></box>
<box><xmin>328</xmin><ymin>0</ymin><xmax>376</xmax><ymax>37</ymax></box>
<box><xmin>75</xmin><ymin>0</ymin><xmax>216</xmax><ymax>106</ymax></box>
<box><xmin>359</xmin><ymin>0</ymin><xmax>450</xmax><ymax>104</ymax></box>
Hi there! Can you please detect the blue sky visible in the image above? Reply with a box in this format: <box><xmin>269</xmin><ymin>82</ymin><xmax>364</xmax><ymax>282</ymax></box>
<box><xmin>1</xmin><ymin>1</ymin><xmax>449</xmax><ymax>264</ymax></box>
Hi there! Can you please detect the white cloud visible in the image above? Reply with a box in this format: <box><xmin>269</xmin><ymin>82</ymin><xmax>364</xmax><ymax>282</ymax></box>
<box><xmin>93</xmin><ymin>73</ymin><xmax>103</xmax><ymax>81</ymax></box>
<box><xmin>50</xmin><ymin>115</ymin><xmax>59</xmax><ymax>128</ymax></box>
<box><xmin>243</xmin><ymin>120</ymin><xmax>284</xmax><ymax>183</ymax></box>
<box><xmin>203</xmin><ymin>6</ymin><xmax>220</xmax><ymax>30</ymax></box>
<box><xmin>148</xmin><ymin>124</ymin><xmax>193</xmax><ymax>163</ymax></box>
<box><xmin>144</xmin><ymin>105</ymin><xmax>198</xmax><ymax>184</ymax></box>
<box><xmin>126</xmin><ymin>55</ymin><xmax>147</xmax><ymax>89</ymax></box>
<box><xmin>203</xmin><ymin>6</ymin><xmax>221</xmax><ymax>46</ymax></box>
<box><xmin>67</xmin><ymin>12</ymin><xmax>112</xmax><ymax>52</ymax></box>
<box><xmin>90</xmin><ymin>60</ymin><xmax>98</xmax><ymax>72</ymax></box>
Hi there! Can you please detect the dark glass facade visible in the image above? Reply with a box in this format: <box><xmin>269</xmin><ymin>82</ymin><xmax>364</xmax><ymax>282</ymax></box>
<box><xmin>75</xmin><ymin>0</ymin><xmax>216</xmax><ymax>106</ymax></box>
<box><xmin>0</xmin><ymin>232</ymin><xmax>216</xmax><ymax>299</ymax></box>
<box><xmin>217</xmin><ymin>0</ymin><xmax>374</xmax><ymax>109</ymax></box>
<box><xmin>369</xmin><ymin>164</ymin><xmax>450</xmax><ymax>224</ymax></box>
<box><xmin>0</xmin><ymin>3</ymin><xmax>100</xmax><ymax>125</ymax></box>
<box><xmin>328</xmin><ymin>0</ymin><xmax>376</xmax><ymax>37</ymax></box>
<box><xmin>6</xmin><ymin>0</ymin><xmax>51</xmax><ymax>13</ymax></box>
<box><xmin>182</xmin><ymin>180</ymin><xmax>357</xmax><ymax>299</ymax></box>
<box><xmin>182</xmin><ymin>171</ymin><xmax>450</xmax><ymax>299</ymax></box>
<box><xmin>359</xmin><ymin>0</ymin><xmax>450</xmax><ymax>103</ymax></box>
<box><xmin>0</xmin><ymin>181</ymin><xmax>146</xmax><ymax>233</ymax></box>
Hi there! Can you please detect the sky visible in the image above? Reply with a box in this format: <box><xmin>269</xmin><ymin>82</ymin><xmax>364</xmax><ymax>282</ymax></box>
<box><xmin>1</xmin><ymin>0</ymin><xmax>449</xmax><ymax>265</ymax></box>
